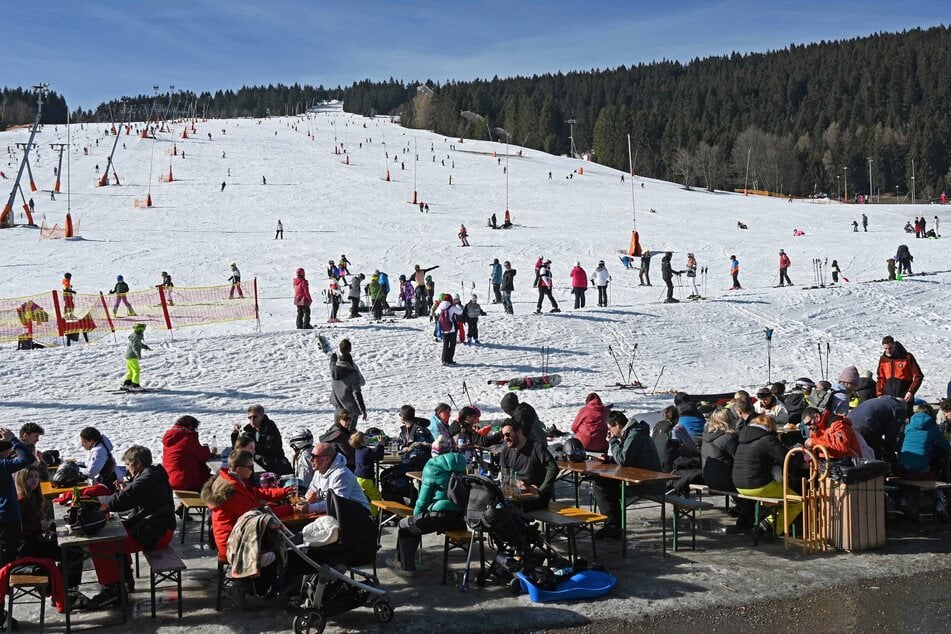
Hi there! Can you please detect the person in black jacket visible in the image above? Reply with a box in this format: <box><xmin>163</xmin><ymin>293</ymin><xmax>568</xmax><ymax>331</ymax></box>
<box><xmin>500</xmin><ymin>261</ymin><xmax>516</xmax><ymax>314</ymax></box>
<box><xmin>701</xmin><ymin>407</ymin><xmax>754</xmax><ymax>530</ymax></box>
<box><xmin>848</xmin><ymin>395</ymin><xmax>907</xmax><ymax>468</ymax></box>
<box><xmin>450</xmin><ymin>406</ymin><xmax>502</xmax><ymax>448</ymax></box>
<box><xmin>320</xmin><ymin>410</ymin><xmax>356</xmax><ymax>471</ymax></box>
<box><xmin>87</xmin><ymin>445</ymin><xmax>177</xmax><ymax>610</ymax></box>
<box><xmin>639</xmin><ymin>251</ymin><xmax>652</xmax><ymax>286</ymax></box>
<box><xmin>230</xmin><ymin>404</ymin><xmax>293</xmax><ymax>475</ymax></box>
<box><xmin>732</xmin><ymin>414</ymin><xmax>801</xmax><ymax>538</ymax></box>
<box><xmin>661</xmin><ymin>252</ymin><xmax>681</xmax><ymax>303</ymax></box>
<box><xmin>500</xmin><ymin>393</ymin><xmax>546</xmax><ymax>444</ymax></box>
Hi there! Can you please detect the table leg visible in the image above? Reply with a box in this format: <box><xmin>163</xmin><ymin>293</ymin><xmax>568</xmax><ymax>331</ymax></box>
<box><xmin>62</xmin><ymin>548</ymin><xmax>72</xmax><ymax>634</ymax></box>
<box><xmin>573</xmin><ymin>472</ymin><xmax>580</xmax><ymax>508</ymax></box>
<box><xmin>661</xmin><ymin>490</ymin><xmax>667</xmax><ymax>558</ymax></box>
<box><xmin>118</xmin><ymin>550</ymin><xmax>127</xmax><ymax>622</ymax></box>
<box><xmin>620</xmin><ymin>480</ymin><xmax>627</xmax><ymax>559</ymax></box>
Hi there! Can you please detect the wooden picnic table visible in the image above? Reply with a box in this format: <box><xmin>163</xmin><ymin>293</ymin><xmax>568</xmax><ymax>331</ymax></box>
<box><xmin>406</xmin><ymin>470</ymin><xmax>540</xmax><ymax>504</ymax></box>
<box><xmin>41</xmin><ymin>479</ymin><xmax>91</xmax><ymax>500</ymax></box>
<box><xmin>282</xmin><ymin>510</ymin><xmax>323</xmax><ymax>528</ymax></box>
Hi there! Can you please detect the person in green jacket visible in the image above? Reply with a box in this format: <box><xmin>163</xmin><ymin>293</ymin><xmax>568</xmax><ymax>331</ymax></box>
<box><xmin>122</xmin><ymin>323</ymin><xmax>150</xmax><ymax>389</ymax></box>
<box><xmin>390</xmin><ymin>437</ymin><xmax>466</xmax><ymax>576</ymax></box>
<box><xmin>367</xmin><ymin>272</ymin><xmax>384</xmax><ymax>320</ymax></box>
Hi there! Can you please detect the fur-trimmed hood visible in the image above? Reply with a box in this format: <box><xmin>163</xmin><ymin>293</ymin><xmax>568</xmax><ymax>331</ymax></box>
<box><xmin>201</xmin><ymin>468</ymin><xmax>240</xmax><ymax>508</ymax></box>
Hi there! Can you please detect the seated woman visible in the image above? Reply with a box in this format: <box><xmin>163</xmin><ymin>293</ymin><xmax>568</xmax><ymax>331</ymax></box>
<box><xmin>450</xmin><ymin>406</ymin><xmax>502</xmax><ymax>449</ymax></box>
<box><xmin>77</xmin><ymin>427</ymin><xmax>117</xmax><ymax>489</ymax></box>
<box><xmin>220</xmin><ymin>434</ymin><xmax>255</xmax><ymax>470</ymax></box>
<box><xmin>899</xmin><ymin>406</ymin><xmax>950</xmax><ymax>478</ymax></box>
<box><xmin>389</xmin><ymin>438</ymin><xmax>466</xmax><ymax>576</ymax></box>
<box><xmin>570</xmin><ymin>393</ymin><xmax>609</xmax><ymax>453</ymax></box>
<box><xmin>161</xmin><ymin>415</ymin><xmax>212</xmax><ymax>493</ymax></box>
<box><xmin>350</xmin><ymin>431</ymin><xmax>384</xmax><ymax>516</ymax></box>
<box><xmin>701</xmin><ymin>407</ymin><xmax>753</xmax><ymax>530</ymax></box>
<box><xmin>201</xmin><ymin>450</ymin><xmax>294</xmax><ymax>608</ymax></box>
<box><xmin>319</xmin><ymin>411</ymin><xmax>356</xmax><ymax>471</ymax></box>
<box><xmin>732</xmin><ymin>414</ymin><xmax>802</xmax><ymax>538</ymax></box>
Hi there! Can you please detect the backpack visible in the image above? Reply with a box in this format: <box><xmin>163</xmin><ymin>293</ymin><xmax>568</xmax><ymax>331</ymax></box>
<box><xmin>446</xmin><ymin>472</ymin><xmax>470</xmax><ymax>508</ymax></box>
<box><xmin>438</xmin><ymin>308</ymin><xmax>452</xmax><ymax>332</ymax></box>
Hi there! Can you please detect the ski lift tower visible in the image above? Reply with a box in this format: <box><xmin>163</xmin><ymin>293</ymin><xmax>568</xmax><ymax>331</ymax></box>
<box><xmin>1</xmin><ymin>83</ymin><xmax>48</xmax><ymax>228</ymax></box>
<box><xmin>566</xmin><ymin>119</ymin><xmax>578</xmax><ymax>158</ymax></box>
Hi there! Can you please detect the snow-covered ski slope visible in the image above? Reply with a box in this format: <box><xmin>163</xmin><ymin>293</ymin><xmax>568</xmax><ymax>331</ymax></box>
<box><xmin>1</xmin><ymin>103</ymin><xmax>947</xmax><ymax>456</ymax></box>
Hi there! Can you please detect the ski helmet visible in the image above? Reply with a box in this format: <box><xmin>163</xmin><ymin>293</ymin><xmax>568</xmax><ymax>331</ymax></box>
<box><xmin>794</xmin><ymin>377</ymin><xmax>816</xmax><ymax>390</ymax></box>
<box><xmin>398</xmin><ymin>274</ymin><xmax>406</xmax><ymax>281</ymax></box>
<box><xmin>133</xmin><ymin>323</ymin><xmax>146</xmax><ymax>333</ymax></box>
<box><xmin>288</xmin><ymin>428</ymin><xmax>313</xmax><ymax>451</ymax></box>
<box><xmin>116</xmin><ymin>275</ymin><xmax>124</xmax><ymax>281</ymax></box>
<box><xmin>562</xmin><ymin>438</ymin><xmax>587</xmax><ymax>462</ymax></box>
<box><xmin>296</xmin><ymin>267</ymin><xmax>305</xmax><ymax>276</ymax></box>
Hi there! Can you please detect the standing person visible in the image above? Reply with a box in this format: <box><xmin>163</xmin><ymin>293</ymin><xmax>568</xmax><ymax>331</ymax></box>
<box><xmin>230</xmin><ymin>405</ymin><xmax>293</xmax><ymax>475</ymax></box>
<box><xmin>161</xmin><ymin>415</ymin><xmax>212</xmax><ymax>493</ymax></box>
<box><xmin>893</xmin><ymin>245</ymin><xmax>913</xmax><ymax>276</ymax></box>
<box><xmin>876</xmin><ymin>336</ymin><xmax>924</xmax><ymax>413</ymax></box>
<box><xmin>398</xmin><ymin>275</ymin><xmax>415</xmax><ymax>319</ymax></box>
<box><xmin>326</xmin><ymin>260</ymin><xmax>340</xmax><ymax>281</ymax></box>
<box><xmin>367</xmin><ymin>272</ymin><xmax>384</xmax><ymax>320</ymax></box>
<box><xmin>337</xmin><ymin>255</ymin><xmax>351</xmax><ymax>286</ymax></box>
<box><xmin>533</xmin><ymin>257</ymin><xmax>544</xmax><ymax>288</ymax></box>
<box><xmin>729</xmin><ymin>255</ymin><xmax>741</xmax><ymax>290</ymax></box>
<box><xmin>348</xmin><ymin>273</ymin><xmax>365</xmax><ymax>318</ymax></box>
<box><xmin>330</xmin><ymin>338</ymin><xmax>368</xmax><ymax>425</ymax></box>
<box><xmin>489</xmin><ymin>259</ymin><xmax>503</xmax><ymax>304</ymax></box>
<box><xmin>62</xmin><ymin>272</ymin><xmax>76</xmax><ymax>318</ymax></box>
<box><xmin>661</xmin><ymin>252</ymin><xmax>681</xmax><ymax>303</ymax></box>
<box><xmin>110</xmin><ymin>275</ymin><xmax>136</xmax><ymax>316</ymax></box>
<box><xmin>409</xmin><ymin>264</ymin><xmax>438</xmax><ymax>317</ymax></box>
<box><xmin>591</xmin><ymin>260</ymin><xmax>611</xmax><ymax>307</ymax></box>
<box><xmin>122</xmin><ymin>323</ymin><xmax>150</xmax><ymax>389</ymax></box>
<box><xmin>326</xmin><ymin>276</ymin><xmax>342</xmax><ymax>323</ymax></box>
<box><xmin>378</xmin><ymin>271</ymin><xmax>391</xmax><ymax>310</ymax></box>
<box><xmin>293</xmin><ymin>267</ymin><xmax>313</xmax><ymax>329</ymax></box>
<box><xmin>569</xmin><ymin>261</ymin><xmax>588</xmax><ymax>309</ymax></box>
<box><xmin>861</xmin><ymin>213</ymin><xmax>868</xmax><ymax>232</ymax></box>
<box><xmin>500</xmin><ymin>261</ymin><xmax>516</xmax><ymax>315</ymax></box>
<box><xmin>0</xmin><ymin>426</ymin><xmax>35</xmax><ymax>626</ymax></box>
<box><xmin>424</xmin><ymin>276</ymin><xmax>436</xmax><ymax>313</ymax></box>
<box><xmin>158</xmin><ymin>271</ymin><xmax>174</xmax><ymax>306</ymax></box>
<box><xmin>831</xmin><ymin>260</ymin><xmax>841</xmax><ymax>283</ymax></box>
<box><xmin>458</xmin><ymin>224</ymin><xmax>469</xmax><ymax>247</ymax></box>
<box><xmin>934</xmin><ymin>215</ymin><xmax>940</xmax><ymax>237</ymax></box>
<box><xmin>435</xmin><ymin>294</ymin><xmax>463</xmax><ymax>365</ymax></box>
<box><xmin>535</xmin><ymin>259</ymin><xmax>561</xmax><ymax>313</ymax></box>
<box><xmin>639</xmin><ymin>250</ymin><xmax>652</xmax><ymax>286</ymax></box>
<box><xmin>464</xmin><ymin>294</ymin><xmax>486</xmax><ymax>345</ymax></box>
<box><xmin>228</xmin><ymin>263</ymin><xmax>244</xmax><ymax>299</ymax></box>
<box><xmin>778</xmin><ymin>249</ymin><xmax>793</xmax><ymax>286</ymax></box>
<box><xmin>685</xmin><ymin>253</ymin><xmax>700</xmax><ymax>299</ymax></box>
<box><xmin>275</xmin><ymin>219</ymin><xmax>283</xmax><ymax>239</ymax></box>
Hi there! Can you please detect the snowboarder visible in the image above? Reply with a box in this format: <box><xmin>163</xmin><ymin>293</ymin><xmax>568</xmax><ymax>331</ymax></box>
<box><xmin>862</xmin><ymin>213</ymin><xmax>868</xmax><ymax>232</ymax></box>
<box><xmin>458</xmin><ymin>224</ymin><xmax>469</xmax><ymax>247</ymax></box>
<box><xmin>348</xmin><ymin>273</ymin><xmax>365</xmax><ymax>318</ymax></box>
<box><xmin>327</xmin><ymin>276</ymin><xmax>342</xmax><ymax>322</ymax></box>
<box><xmin>661</xmin><ymin>252</ymin><xmax>682</xmax><ymax>303</ymax></box>
<box><xmin>535</xmin><ymin>259</ymin><xmax>561</xmax><ymax>313</ymax></box>
<box><xmin>228</xmin><ymin>263</ymin><xmax>244</xmax><ymax>298</ymax></box>
<box><xmin>293</xmin><ymin>267</ymin><xmax>312</xmax><ymax>329</ymax></box>
<box><xmin>489</xmin><ymin>259</ymin><xmax>503</xmax><ymax>304</ymax></box>
<box><xmin>62</xmin><ymin>272</ymin><xmax>76</xmax><ymax>319</ymax></box>
<box><xmin>778</xmin><ymin>249</ymin><xmax>793</xmax><ymax>286</ymax></box>
<box><xmin>122</xmin><ymin>323</ymin><xmax>150</xmax><ymax>389</ymax></box>
<box><xmin>639</xmin><ymin>250</ymin><xmax>652</xmax><ymax>286</ymax></box>
<box><xmin>685</xmin><ymin>253</ymin><xmax>700</xmax><ymax>299</ymax></box>
<box><xmin>159</xmin><ymin>271</ymin><xmax>174</xmax><ymax>306</ymax></box>
<box><xmin>569</xmin><ymin>261</ymin><xmax>588</xmax><ymax>309</ymax></box>
<box><xmin>275</xmin><ymin>219</ymin><xmax>283</xmax><ymax>239</ymax></box>
<box><xmin>730</xmin><ymin>255</ymin><xmax>741</xmax><ymax>290</ymax></box>
<box><xmin>109</xmin><ymin>275</ymin><xmax>136</xmax><ymax>316</ymax></box>
<box><xmin>501</xmin><ymin>261</ymin><xmax>516</xmax><ymax>315</ymax></box>
<box><xmin>592</xmin><ymin>260</ymin><xmax>611</xmax><ymax>307</ymax></box>
<box><xmin>464</xmin><ymin>294</ymin><xmax>486</xmax><ymax>344</ymax></box>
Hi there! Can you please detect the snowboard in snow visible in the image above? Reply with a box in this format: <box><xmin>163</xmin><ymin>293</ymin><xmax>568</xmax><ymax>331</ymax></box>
<box><xmin>488</xmin><ymin>374</ymin><xmax>562</xmax><ymax>391</ymax></box>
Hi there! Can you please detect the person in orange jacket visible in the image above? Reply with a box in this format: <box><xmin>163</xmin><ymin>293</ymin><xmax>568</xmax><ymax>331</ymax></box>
<box><xmin>876</xmin><ymin>335</ymin><xmax>924</xmax><ymax>407</ymax></box>
<box><xmin>62</xmin><ymin>272</ymin><xmax>76</xmax><ymax>318</ymax></box>
<box><xmin>801</xmin><ymin>407</ymin><xmax>863</xmax><ymax>459</ymax></box>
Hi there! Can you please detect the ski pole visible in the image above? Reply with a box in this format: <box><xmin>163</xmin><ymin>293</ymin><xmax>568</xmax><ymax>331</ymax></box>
<box><xmin>765</xmin><ymin>328</ymin><xmax>773</xmax><ymax>384</ymax></box>
<box><xmin>628</xmin><ymin>343</ymin><xmax>641</xmax><ymax>385</ymax></box>
<box><xmin>607</xmin><ymin>344</ymin><xmax>626</xmax><ymax>383</ymax></box>
<box><xmin>825</xmin><ymin>342</ymin><xmax>831</xmax><ymax>380</ymax></box>
<box><xmin>651</xmin><ymin>365</ymin><xmax>666</xmax><ymax>395</ymax></box>
<box><xmin>447</xmin><ymin>393</ymin><xmax>458</xmax><ymax>410</ymax></box>
<box><xmin>462</xmin><ymin>380</ymin><xmax>473</xmax><ymax>406</ymax></box>
<box><xmin>817</xmin><ymin>342</ymin><xmax>824</xmax><ymax>380</ymax></box>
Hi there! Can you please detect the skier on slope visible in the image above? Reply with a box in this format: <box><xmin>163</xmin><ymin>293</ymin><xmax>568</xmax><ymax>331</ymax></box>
<box><xmin>228</xmin><ymin>263</ymin><xmax>244</xmax><ymax>299</ymax></box>
<box><xmin>686</xmin><ymin>253</ymin><xmax>700</xmax><ymax>299</ymax></box>
<box><xmin>591</xmin><ymin>260</ymin><xmax>611</xmax><ymax>307</ymax></box>
<box><xmin>327</xmin><ymin>276</ymin><xmax>342</xmax><ymax>323</ymax></box>
<box><xmin>535</xmin><ymin>259</ymin><xmax>561</xmax><ymax>313</ymax></box>
<box><xmin>569</xmin><ymin>261</ymin><xmax>588</xmax><ymax>309</ymax></box>
<box><xmin>639</xmin><ymin>250</ymin><xmax>653</xmax><ymax>286</ymax></box>
<box><xmin>729</xmin><ymin>255</ymin><xmax>741</xmax><ymax>290</ymax></box>
<box><xmin>62</xmin><ymin>272</ymin><xmax>76</xmax><ymax>318</ymax></box>
<box><xmin>458</xmin><ymin>224</ymin><xmax>470</xmax><ymax>247</ymax></box>
<box><xmin>398</xmin><ymin>275</ymin><xmax>415</xmax><ymax>319</ymax></box>
<box><xmin>778</xmin><ymin>249</ymin><xmax>793</xmax><ymax>286</ymax></box>
<box><xmin>464</xmin><ymin>294</ymin><xmax>487</xmax><ymax>345</ymax></box>
<box><xmin>159</xmin><ymin>271</ymin><xmax>175</xmax><ymax>306</ymax></box>
<box><xmin>109</xmin><ymin>275</ymin><xmax>137</xmax><ymax>316</ymax></box>
<box><xmin>661</xmin><ymin>252</ymin><xmax>683</xmax><ymax>303</ymax></box>
<box><xmin>367</xmin><ymin>272</ymin><xmax>384</xmax><ymax>320</ymax></box>
<box><xmin>489</xmin><ymin>259</ymin><xmax>503</xmax><ymax>304</ymax></box>
<box><xmin>348</xmin><ymin>274</ymin><xmax>365</xmax><ymax>318</ymax></box>
<box><xmin>121</xmin><ymin>323</ymin><xmax>150</xmax><ymax>389</ymax></box>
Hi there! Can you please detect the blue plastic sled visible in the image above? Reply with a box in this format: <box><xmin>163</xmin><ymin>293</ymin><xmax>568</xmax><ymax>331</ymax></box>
<box><xmin>516</xmin><ymin>570</ymin><xmax>617</xmax><ymax>603</ymax></box>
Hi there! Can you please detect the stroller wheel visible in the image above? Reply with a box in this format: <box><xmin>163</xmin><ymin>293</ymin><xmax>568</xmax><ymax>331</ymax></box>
<box><xmin>508</xmin><ymin>578</ymin><xmax>521</xmax><ymax>595</ymax></box>
<box><xmin>475</xmin><ymin>573</ymin><xmax>486</xmax><ymax>587</ymax></box>
<box><xmin>374</xmin><ymin>600</ymin><xmax>395</xmax><ymax>623</ymax></box>
<box><xmin>293</xmin><ymin>611</ymin><xmax>326</xmax><ymax>634</ymax></box>
<box><xmin>280</xmin><ymin>578</ymin><xmax>309</xmax><ymax>614</ymax></box>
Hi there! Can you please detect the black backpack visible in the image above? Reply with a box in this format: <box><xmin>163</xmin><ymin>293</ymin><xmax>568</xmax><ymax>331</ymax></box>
<box><xmin>446</xmin><ymin>472</ymin><xmax>470</xmax><ymax>509</ymax></box>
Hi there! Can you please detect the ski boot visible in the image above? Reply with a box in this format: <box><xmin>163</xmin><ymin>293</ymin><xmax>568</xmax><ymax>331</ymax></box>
<box><xmin>550</xmin><ymin>307</ymin><xmax>562</xmax><ymax>313</ymax></box>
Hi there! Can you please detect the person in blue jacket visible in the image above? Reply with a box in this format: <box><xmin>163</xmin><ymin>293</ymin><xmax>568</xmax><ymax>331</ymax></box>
<box><xmin>378</xmin><ymin>271</ymin><xmax>391</xmax><ymax>310</ymax></box>
<box><xmin>0</xmin><ymin>426</ymin><xmax>36</xmax><ymax>627</ymax></box>
<box><xmin>899</xmin><ymin>406</ymin><xmax>950</xmax><ymax>477</ymax></box>
<box><xmin>489</xmin><ymin>259</ymin><xmax>503</xmax><ymax>304</ymax></box>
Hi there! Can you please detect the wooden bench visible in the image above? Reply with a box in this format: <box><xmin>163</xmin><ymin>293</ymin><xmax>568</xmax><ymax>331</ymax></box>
<box><xmin>442</xmin><ymin>529</ymin><xmax>485</xmax><ymax>588</ymax></box>
<box><xmin>6</xmin><ymin>573</ymin><xmax>48</xmax><ymax>633</ymax></box>
<box><xmin>887</xmin><ymin>478</ymin><xmax>951</xmax><ymax>522</ymax></box>
<box><xmin>689</xmin><ymin>483</ymin><xmax>737</xmax><ymax>511</ymax></box>
<box><xmin>524</xmin><ymin>502</ymin><xmax>608</xmax><ymax>563</ymax></box>
<box><xmin>174</xmin><ymin>490</ymin><xmax>209</xmax><ymax>546</ymax></box>
<box><xmin>647</xmin><ymin>494</ymin><xmax>714</xmax><ymax>551</ymax></box>
<box><xmin>372</xmin><ymin>499</ymin><xmax>414</xmax><ymax>549</ymax></box>
<box><xmin>143</xmin><ymin>546</ymin><xmax>186</xmax><ymax>619</ymax></box>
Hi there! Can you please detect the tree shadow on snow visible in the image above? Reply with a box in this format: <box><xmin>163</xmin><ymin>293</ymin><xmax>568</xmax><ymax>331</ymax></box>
<box><xmin>708</xmin><ymin>298</ymin><xmax>770</xmax><ymax>305</ymax></box>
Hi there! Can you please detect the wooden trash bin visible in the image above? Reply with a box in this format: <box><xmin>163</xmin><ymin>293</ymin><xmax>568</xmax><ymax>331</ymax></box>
<box><xmin>827</xmin><ymin>476</ymin><xmax>886</xmax><ymax>551</ymax></box>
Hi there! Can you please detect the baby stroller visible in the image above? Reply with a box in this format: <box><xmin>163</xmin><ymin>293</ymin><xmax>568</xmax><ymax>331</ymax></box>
<box><xmin>456</xmin><ymin>474</ymin><xmax>557</xmax><ymax>592</ymax></box>
<box><xmin>272</xmin><ymin>492</ymin><xmax>393</xmax><ymax>633</ymax></box>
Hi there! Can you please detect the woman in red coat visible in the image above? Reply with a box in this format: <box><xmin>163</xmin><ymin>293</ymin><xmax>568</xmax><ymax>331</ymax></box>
<box><xmin>161</xmin><ymin>415</ymin><xmax>212</xmax><ymax>492</ymax></box>
<box><xmin>201</xmin><ymin>450</ymin><xmax>294</xmax><ymax>557</ymax></box>
<box><xmin>293</xmin><ymin>267</ymin><xmax>313</xmax><ymax>329</ymax></box>
<box><xmin>571</xmin><ymin>392</ymin><xmax>609</xmax><ymax>452</ymax></box>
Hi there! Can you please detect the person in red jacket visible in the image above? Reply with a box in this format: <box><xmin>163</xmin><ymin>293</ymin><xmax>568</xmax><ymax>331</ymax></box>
<box><xmin>778</xmin><ymin>249</ymin><xmax>793</xmax><ymax>286</ymax></box>
<box><xmin>570</xmin><ymin>392</ymin><xmax>609</xmax><ymax>452</ymax></box>
<box><xmin>876</xmin><ymin>336</ymin><xmax>924</xmax><ymax>409</ymax></box>
<box><xmin>161</xmin><ymin>415</ymin><xmax>212</xmax><ymax>493</ymax></box>
<box><xmin>293</xmin><ymin>267</ymin><xmax>312</xmax><ymax>329</ymax></box>
<box><xmin>802</xmin><ymin>407</ymin><xmax>862</xmax><ymax>459</ymax></box>
<box><xmin>569</xmin><ymin>262</ymin><xmax>588</xmax><ymax>309</ymax></box>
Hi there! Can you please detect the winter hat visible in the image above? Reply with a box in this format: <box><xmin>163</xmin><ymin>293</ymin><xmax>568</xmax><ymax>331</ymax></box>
<box><xmin>453</xmin><ymin>294</ymin><xmax>461</xmax><ymax>302</ymax></box>
<box><xmin>471</xmin><ymin>293</ymin><xmax>478</xmax><ymax>301</ymax></box>
<box><xmin>116</xmin><ymin>275</ymin><xmax>124</xmax><ymax>281</ymax></box>
<box><xmin>575</xmin><ymin>261</ymin><xmax>581</xmax><ymax>267</ymax></box>
<box><xmin>441</xmin><ymin>293</ymin><xmax>451</xmax><ymax>302</ymax></box>
<box><xmin>431</xmin><ymin>437</ymin><xmax>452</xmax><ymax>456</ymax></box>
<box><xmin>492</xmin><ymin>258</ymin><xmax>499</xmax><ymax>265</ymax></box>
<box><xmin>425</xmin><ymin>275</ymin><xmax>433</xmax><ymax>283</ymax></box>
<box><xmin>296</xmin><ymin>267</ymin><xmax>305</xmax><ymax>276</ymax></box>
<box><xmin>230</xmin><ymin>262</ymin><xmax>237</xmax><ymax>267</ymax></box>
<box><xmin>794</xmin><ymin>377</ymin><xmax>816</xmax><ymax>390</ymax></box>
<box><xmin>500</xmin><ymin>392</ymin><xmax>519</xmax><ymax>413</ymax></box>
<box><xmin>133</xmin><ymin>323</ymin><xmax>146</xmax><ymax>333</ymax></box>
<box><xmin>859</xmin><ymin>369</ymin><xmax>873</xmax><ymax>379</ymax></box>
<box><xmin>779</xmin><ymin>249</ymin><xmax>785</xmax><ymax>254</ymax></box>
<box><xmin>398</xmin><ymin>274</ymin><xmax>406</xmax><ymax>281</ymax></box>
<box><xmin>838</xmin><ymin>366</ymin><xmax>860</xmax><ymax>386</ymax></box>
<box><xmin>64</xmin><ymin>272</ymin><xmax>72</xmax><ymax>279</ymax></box>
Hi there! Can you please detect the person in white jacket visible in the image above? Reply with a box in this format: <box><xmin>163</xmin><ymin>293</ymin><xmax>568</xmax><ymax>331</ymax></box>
<box><xmin>302</xmin><ymin>444</ymin><xmax>369</xmax><ymax>514</ymax></box>
<box><xmin>591</xmin><ymin>260</ymin><xmax>612</xmax><ymax>307</ymax></box>
<box><xmin>78</xmin><ymin>427</ymin><xmax>117</xmax><ymax>487</ymax></box>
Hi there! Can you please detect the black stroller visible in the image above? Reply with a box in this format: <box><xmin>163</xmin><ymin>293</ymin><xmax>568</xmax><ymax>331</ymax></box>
<box><xmin>273</xmin><ymin>492</ymin><xmax>393</xmax><ymax>633</ymax></box>
<box><xmin>456</xmin><ymin>474</ymin><xmax>557</xmax><ymax>592</ymax></box>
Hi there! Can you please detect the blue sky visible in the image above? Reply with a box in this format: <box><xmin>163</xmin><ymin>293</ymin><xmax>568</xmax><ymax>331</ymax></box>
<box><xmin>5</xmin><ymin>1</ymin><xmax>947</xmax><ymax>108</ymax></box>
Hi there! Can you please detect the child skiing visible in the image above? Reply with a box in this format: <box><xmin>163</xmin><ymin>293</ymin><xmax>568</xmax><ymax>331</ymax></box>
<box><xmin>458</xmin><ymin>224</ymin><xmax>470</xmax><ymax>247</ymax></box>
<box><xmin>122</xmin><ymin>323</ymin><xmax>150</xmax><ymax>389</ymax></box>
<box><xmin>686</xmin><ymin>254</ymin><xmax>700</xmax><ymax>299</ymax></box>
<box><xmin>228</xmin><ymin>263</ymin><xmax>244</xmax><ymax>299</ymax></box>
<box><xmin>464</xmin><ymin>294</ymin><xmax>487</xmax><ymax>344</ymax></box>
<box><xmin>109</xmin><ymin>275</ymin><xmax>136</xmax><ymax>316</ymax></box>
<box><xmin>159</xmin><ymin>271</ymin><xmax>174</xmax><ymax>306</ymax></box>
<box><xmin>62</xmin><ymin>272</ymin><xmax>76</xmax><ymax>318</ymax></box>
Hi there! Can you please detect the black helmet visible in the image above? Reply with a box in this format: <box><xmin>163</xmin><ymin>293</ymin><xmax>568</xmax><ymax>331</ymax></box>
<box><xmin>66</xmin><ymin>502</ymin><xmax>108</xmax><ymax>536</ymax></box>
<box><xmin>51</xmin><ymin>461</ymin><xmax>82</xmax><ymax>488</ymax></box>
<box><xmin>562</xmin><ymin>438</ymin><xmax>587</xmax><ymax>462</ymax></box>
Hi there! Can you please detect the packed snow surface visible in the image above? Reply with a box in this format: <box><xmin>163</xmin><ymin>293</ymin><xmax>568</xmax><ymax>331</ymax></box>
<box><xmin>1</xmin><ymin>104</ymin><xmax>947</xmax><ymax>459</ymax></box>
